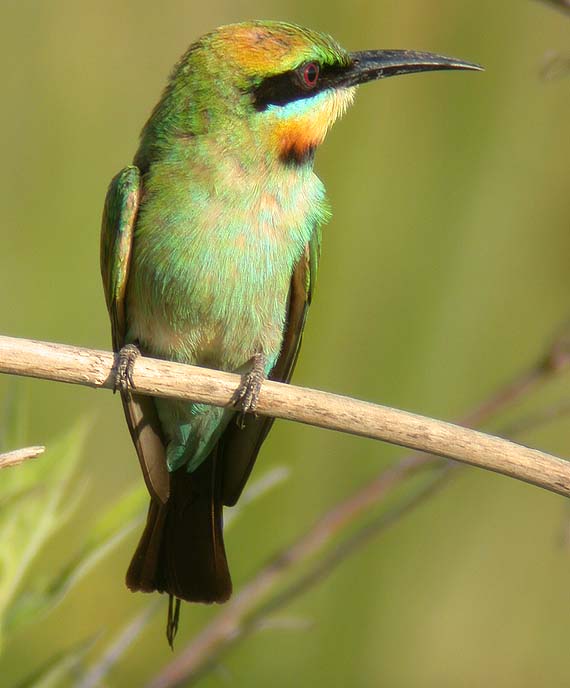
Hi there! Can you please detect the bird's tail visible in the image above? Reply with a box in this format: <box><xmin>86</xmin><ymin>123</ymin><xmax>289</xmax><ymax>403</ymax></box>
<box><xmin>126</xmin><ymin>449</ymin><xmax>232</xmax><ymax>612</ymax></box>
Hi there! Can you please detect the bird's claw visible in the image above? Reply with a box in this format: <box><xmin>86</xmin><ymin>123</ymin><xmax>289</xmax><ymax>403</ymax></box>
<box><xmin>233</xmin><ymin>352</ymin><xmax>266</xmax><ymax>428</ymax></box>
<box><xmin>167</xmin><ymin>595</ymin><xmax>181</xmax><ymax>650</ymax></box>
<box><xmin>114</xmin><ymin>343</ymin><xmax>140</xmax><ymax>396</ymax></box>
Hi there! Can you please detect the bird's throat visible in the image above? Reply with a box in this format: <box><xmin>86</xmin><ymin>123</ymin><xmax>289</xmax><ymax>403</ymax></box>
<box><xmin>271</xmin><ymin>87</ymin><xmax>356</xmax><ymax>167</ymax></box>
<box><xmin>278</xmin><ymin>133</ymin><xmax>317</xmax><ymax>166</ymax></box>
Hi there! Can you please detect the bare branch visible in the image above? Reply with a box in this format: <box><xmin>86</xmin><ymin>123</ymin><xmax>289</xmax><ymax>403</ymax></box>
<box><xmin>147</xmin><ymin>327</ymin><xmax>570</xmax><ymax>687</ymax></box>
<box><xmin>145</xmin><ymin>463</ymin><xmax>452</xmax><ymax>688</ymax></box>
<box><xmin>0</xmin><ymin>334</ymin><xmax>569</xmax><ymax>497</ymax></box>
<box><xmin>256</xmin><ymin>466</ymin><xmax>454</xmax><ymax>620</ymax></box>
<box><xmin>0</xmin><ymin>445</ymin><xmax>45</xmax><ymax>469</ymax></box>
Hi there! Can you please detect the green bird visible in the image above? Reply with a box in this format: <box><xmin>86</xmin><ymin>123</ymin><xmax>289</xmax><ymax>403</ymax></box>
<box><xmin>101</xmin><ymin>20</ymin><xmax>480</xmax><ymax>640</ymax></box>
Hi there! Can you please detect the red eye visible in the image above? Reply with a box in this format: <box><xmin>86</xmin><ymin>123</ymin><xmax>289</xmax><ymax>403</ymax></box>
<box><xmin>301</xmin><ymin>62</ymin><xmax>320</xmax><ymax>89</ymax></box>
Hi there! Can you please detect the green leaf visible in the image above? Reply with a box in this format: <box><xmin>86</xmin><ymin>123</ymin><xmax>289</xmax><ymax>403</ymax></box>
<box><xmin>4</xmin><ymin>482</ymin><xmax>148</xmax><ymax>633</ymax></box>
<box><xmin>0</xmin><ymin>422</ymin><xmax>89</xmax><ymax>644</ymax></box>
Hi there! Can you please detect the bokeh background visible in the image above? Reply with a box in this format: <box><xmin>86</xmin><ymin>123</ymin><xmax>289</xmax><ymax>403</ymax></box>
<box><xmin>2</xmin><ymin>0</ymin><xmax>570</xmax><ymax>686</ymax></box>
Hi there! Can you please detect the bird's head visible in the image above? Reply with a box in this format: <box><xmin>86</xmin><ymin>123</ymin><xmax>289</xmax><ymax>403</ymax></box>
<box><xmin>141</xmin><ymin>21</ymin><xmax>481</xmax><ymax>166</ymax></box>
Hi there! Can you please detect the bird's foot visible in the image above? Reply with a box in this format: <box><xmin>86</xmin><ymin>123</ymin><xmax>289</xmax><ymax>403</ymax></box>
<box><xmin>233</xmin><ymin>352</ymin><xmax>266</xmax><ymax>428</ymax></box>
<box><xmin>114</xmin><ymin>343</ymin><xmax>140</xmax><ymax>396</ymax></box>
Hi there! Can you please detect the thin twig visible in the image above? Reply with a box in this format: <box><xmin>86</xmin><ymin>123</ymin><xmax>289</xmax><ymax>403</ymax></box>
<box><xmin>251</xmin><ymin>466</ymin><xmax>454</xmax><ymax>635</ymax></box>
<box><xmin>0</xmin><ymin>335</ymin><xmax>569</xmax><ymax>497</ymax></box>
<box><xmin>499</xmin><ymin>398</ymin><xmax>570</xmax><ymax>438</ymax></box>
<box><xmin>461</xmin><ymin>319</ymin><xmax>570</xmax><ymax>429</ymax></box>
<box><xmin>145</xmin><ymin>464</ymin><xmax>452</xmax><ymax>688</ymax></box>
<box><xmin>460</xmin><ymin>366</ymin><xmax>545</xmax><ymax>428</ymax></box>
<box><xmin>0</xmin><ymin>445</ymin><xmax>45</xmax><ymax>469</ymax></box>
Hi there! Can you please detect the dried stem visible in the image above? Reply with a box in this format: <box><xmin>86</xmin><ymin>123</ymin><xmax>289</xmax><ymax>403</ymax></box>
<box><xmin>255</xmin><ymin>466</ymin><xmax>454</xmax><ymax>623</ymax></box>
<box><xmin>1</xmin><ymin>331</ymin><xmax>570</xmax><ymax>684</ymax></box>
<box><xmin>147</xmin><ymin>326</ymin><xmax>570</xmax><ymax>687</ymax></box>
<box><xmin>0</xmin><ymin>334</ymin><xmax>569</xmax><ymax>497</ymax></box>
<box><xmin>0</xmin><ymin>446</ymin><xmax>45</xmax><ymax>469</ymax></box>
<box><xmin>146</xmin><ymin>464</ymin><xmax>451</xmax><ymax>688</ymax></box>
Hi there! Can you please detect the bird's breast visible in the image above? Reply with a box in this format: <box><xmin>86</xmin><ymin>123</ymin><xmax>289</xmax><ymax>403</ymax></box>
<box><xmin>127</xmin><ymin>160</ymin><xmax>327</xmax><ymax>371</ymax></box>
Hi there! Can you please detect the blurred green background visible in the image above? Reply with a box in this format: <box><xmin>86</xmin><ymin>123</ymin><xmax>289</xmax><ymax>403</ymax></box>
<box><xmin>2</xmin><ymin>0</ymin><xmax>570</xmax><ymax>686</ymax></box>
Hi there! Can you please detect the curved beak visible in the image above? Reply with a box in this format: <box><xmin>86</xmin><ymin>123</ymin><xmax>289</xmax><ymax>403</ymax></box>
<box><xmin>331</xmin><ymin>50</ymin><xmax>483</xmax><ymax>88</ymax></box>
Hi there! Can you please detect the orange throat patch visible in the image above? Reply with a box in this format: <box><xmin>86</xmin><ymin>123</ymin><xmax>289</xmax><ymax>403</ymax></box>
<box><xmin>271</xmin><ymin>87</ymin><xmax>355</xmax><ymax>165</ymax></box>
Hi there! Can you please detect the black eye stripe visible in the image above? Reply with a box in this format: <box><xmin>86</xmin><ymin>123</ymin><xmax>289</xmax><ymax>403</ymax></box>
<box><xmin>252</xmin><ymin>63</ymin><xmax>346</xmax><ymax>111</ymax></box>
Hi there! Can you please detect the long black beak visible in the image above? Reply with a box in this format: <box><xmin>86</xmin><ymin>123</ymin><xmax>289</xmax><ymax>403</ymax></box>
<box><xmin>335</xmin><ymin>50</ymin><xmax>482</xmax><ymax>88</ymax></box>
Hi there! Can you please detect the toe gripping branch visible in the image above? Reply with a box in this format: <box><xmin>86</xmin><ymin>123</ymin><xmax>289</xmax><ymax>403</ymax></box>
<box><xmin>114</xmin><ymin>344</ymin><xmax>267</xmax><ymax>427</ymax></box>
<box><xmin>114</xmin><ymin>343</ymin><xmax>141</xmax><ymax>396</ymax></box>
<box><xmin>232</xmin><ymin>351</ymin><xmax>267</xmax><ymax>427</ymax></box>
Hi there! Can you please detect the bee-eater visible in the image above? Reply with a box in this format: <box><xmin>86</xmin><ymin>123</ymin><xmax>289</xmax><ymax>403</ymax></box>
<box><xmin>101</xmin><ymin>20</ymin><xmax>480</xmax><ymax>641</ymax></box>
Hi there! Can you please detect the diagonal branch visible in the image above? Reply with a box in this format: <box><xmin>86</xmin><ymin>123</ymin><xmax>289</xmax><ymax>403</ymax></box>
<box><xmin>0</xmin><ymin>334</ymin><xmax>569</xmax><ymax>497</ymax></box>
<box><xmin>147</xmin><ymin>325</ymin><xmax>570</xmax><ymax>687</ymax></box>
<box><xmin>146</xmin><ymin>462</ymin><xmax>451</xmax><ymax>688</ymax></box>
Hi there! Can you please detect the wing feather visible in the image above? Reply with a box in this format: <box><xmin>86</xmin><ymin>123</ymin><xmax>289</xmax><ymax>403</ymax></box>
<box><xmin>101</xmin><ymin>166</ymin><xmax>169</xmax><ymax>503</ymax></box>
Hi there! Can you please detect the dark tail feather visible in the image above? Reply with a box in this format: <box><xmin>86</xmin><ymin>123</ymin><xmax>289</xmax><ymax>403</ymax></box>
<box><xmin>126</xmin><ymin>450</ymin><xmax>232</xmax><ymax>605</ymax></box>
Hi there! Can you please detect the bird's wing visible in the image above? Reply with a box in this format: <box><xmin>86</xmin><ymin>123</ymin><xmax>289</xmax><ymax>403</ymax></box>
<box><xmin>220</xmin><ymin>224</ymin><xmax>321</xmax><ymax>506</ymax></box>
<box><xmin>101</xmin><ymin>166</ymin><xmax>169</xmax><ymax>504</ymax></box>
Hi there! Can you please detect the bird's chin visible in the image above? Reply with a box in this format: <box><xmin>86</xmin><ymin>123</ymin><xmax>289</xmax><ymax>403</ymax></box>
<box><xmin>272</xmin><ymin>86</ymin><xmax>356</xmax><ymax>166</ymax></box>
